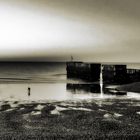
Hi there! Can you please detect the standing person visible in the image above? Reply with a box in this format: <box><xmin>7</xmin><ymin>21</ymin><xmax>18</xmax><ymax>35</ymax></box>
<box><xmin>71</xmin><ymin>56</ymin><xmax>73</xmax><ymax>61</ymax></box>
<box><xmin>28</xmin><ymin>87</ymin><xmax>31</xmax><ymax>96</ymax></box>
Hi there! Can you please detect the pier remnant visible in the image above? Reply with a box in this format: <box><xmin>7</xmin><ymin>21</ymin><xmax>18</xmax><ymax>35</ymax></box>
<box><xmin>66</xmin><ymin>62</ymin><xmax>101</xmax><ymax>82</ymax></box>
<box><xmin>90</xmin><ymin>63</ymin><xmax>101</xmax><ymax>82</ymax></box>
<box><xmin>103</xmin><ymin>64</ymin><xmax>128</xmax><ymax>84</ymax></box>
<box><xmin>66</xmin><ymin>61</ymin><xmax>140</xmax><ymax>84</ymax></box>
<box><xmin>115</xmin><ymin>65</ymin><xmax>127</xmax><ymax>84</ymax></box>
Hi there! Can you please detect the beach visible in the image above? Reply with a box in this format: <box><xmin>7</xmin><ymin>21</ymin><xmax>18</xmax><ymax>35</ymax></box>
<box><xmin>1</xmin><ymin>0</ymin><xmax>140</xmax><ymax>138</ymax></box>
<box><xmin>0</xmin><ymin>98</ymin><xmax>140</xmax><ymax>139</ymax></box>
<box><xmin>0</xmin><ymin>62</ymin><xmax>139</xmax><ymax>139</ymax></box>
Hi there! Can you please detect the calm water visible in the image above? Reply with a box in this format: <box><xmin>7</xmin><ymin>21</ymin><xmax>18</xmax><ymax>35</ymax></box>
<box><xmin>0</xmin><ymin>62</ymin><xmax>140</xmax><ymax>101</ymax></box>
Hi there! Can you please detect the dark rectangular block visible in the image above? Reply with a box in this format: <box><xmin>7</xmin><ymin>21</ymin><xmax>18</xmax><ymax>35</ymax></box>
<box><xmin>90</xmin><ymin>63</ymin><xmax>101</xmax><ymax>82</ymax></box>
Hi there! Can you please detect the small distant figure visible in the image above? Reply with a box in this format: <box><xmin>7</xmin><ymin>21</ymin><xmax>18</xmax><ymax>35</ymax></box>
<box><xmin>28</xmin><ymin>87</ymin><xmax>31</xmax><ymax>96</ymax></box>
<box><xmin>71</xmin><ymin>56</ymin><xmax>73</xmax><ymax>61</ymax></box>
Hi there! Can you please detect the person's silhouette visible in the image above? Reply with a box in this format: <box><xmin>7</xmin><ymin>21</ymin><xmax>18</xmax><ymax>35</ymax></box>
<box><xmin>28</xmin><ymin>87</ymin><xmax>31</xmax><ymax>96</ymax></box>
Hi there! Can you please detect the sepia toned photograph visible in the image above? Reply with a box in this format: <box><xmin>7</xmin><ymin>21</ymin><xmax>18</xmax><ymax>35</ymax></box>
<box><xmin>0</xmin><ymin>0</ymin><xmax>140</xmax><ymax>139</ymax></box>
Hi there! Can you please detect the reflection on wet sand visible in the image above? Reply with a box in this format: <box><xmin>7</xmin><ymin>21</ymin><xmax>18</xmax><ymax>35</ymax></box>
<box><xmin>67</xmin><ymin>83</ymin><xmax>101</xmax><ymax>93</ymax></box>
<box><xmin>1</xmin><ymin>83</ymin><xmax>140</xmax><ymax>102</ymax></box>
<box><xmin>67</xmin><ymin>83</ymin><xmax>127</xmax><ymax>96</ymax></box>
<box><xmin>0</xmin><ymin>83</ymin><xmax>71</xmax><ymax>101</ymax></box>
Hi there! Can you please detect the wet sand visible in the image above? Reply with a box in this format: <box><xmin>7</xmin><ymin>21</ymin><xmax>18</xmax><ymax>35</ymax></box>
<box><xmin>117</xmin><ymin>82</ymin><xmax>140</xmax><ymax>93</ymax></box>
<box><xmin>0</xmin><ymin>99</ymin><xmax>140</xmax><ymax>139</ymax></box>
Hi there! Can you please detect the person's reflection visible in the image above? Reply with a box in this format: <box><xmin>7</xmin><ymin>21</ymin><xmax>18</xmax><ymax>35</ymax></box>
<box><xmin>28</xmin><ymin>87</ymin><xmax>31</xmax><ymax>96</ymax></box>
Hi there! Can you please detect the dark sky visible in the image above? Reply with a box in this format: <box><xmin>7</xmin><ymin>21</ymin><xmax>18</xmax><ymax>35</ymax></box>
<box><xmin>0</xmin><ymin>0</ymin><xmax>140</xmax><ymax>62</ymax></box>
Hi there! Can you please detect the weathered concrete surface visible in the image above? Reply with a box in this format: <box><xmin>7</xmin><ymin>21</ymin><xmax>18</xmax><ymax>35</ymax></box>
<box><xmin>67</xmin><ymin>62</ymin><xmax>140</xmax><ymax>84</ymax></box>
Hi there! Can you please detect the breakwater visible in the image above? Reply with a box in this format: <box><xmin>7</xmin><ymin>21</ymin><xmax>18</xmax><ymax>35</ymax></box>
<box><xmin>66</xmin><ymin>62</ymin><xmax>101</xmax><ymax>82</ymax></box>
<box><xmin>66</xmin><ymin>62</ymin><xmax>140</xmax><ymax>84</ymax></box>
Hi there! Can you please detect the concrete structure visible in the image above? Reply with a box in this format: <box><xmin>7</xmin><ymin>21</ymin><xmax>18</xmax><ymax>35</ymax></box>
<box><xmin>127</xmin><ymin>69</ymin><xmax>140</xmax><ymax>82</ymax></box>
<box><xmin>66</xmin><ymin>62</ymin><xmax>101</xmax><ymax>82</ymax></box>
<box><xmin>66</xmin><ymin>61</ymin><xmax>140</xmax><ymax>84</ymax></box>
<box><xmin>103</xmin><ymin>64</ymin><xmax>128</xmax><ymax>84</ymax></box>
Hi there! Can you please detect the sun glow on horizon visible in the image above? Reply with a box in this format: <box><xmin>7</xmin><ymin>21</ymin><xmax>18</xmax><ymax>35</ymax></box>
<box><xmin>0</xmin><ymin>3</ymin><xmax>101</xmax><ymax>57</ymax></box>
<box><xmin>0</xmin><ymin>1</ymin><xmax>139</xmax><ymax>62</ymax></box>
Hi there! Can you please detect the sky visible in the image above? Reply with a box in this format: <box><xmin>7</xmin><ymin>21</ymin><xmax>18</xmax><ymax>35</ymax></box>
<box><xmin>0</xmin><ymin>0</ymin><xmax>140</xmax><ymax>62</ymax></box>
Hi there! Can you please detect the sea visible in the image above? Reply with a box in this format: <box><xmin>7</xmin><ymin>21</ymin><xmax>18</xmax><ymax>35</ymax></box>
<box><xmin>0</xmin><ymin>62</ymin><xmax>140</xmax><ymax>101</ymax></box>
